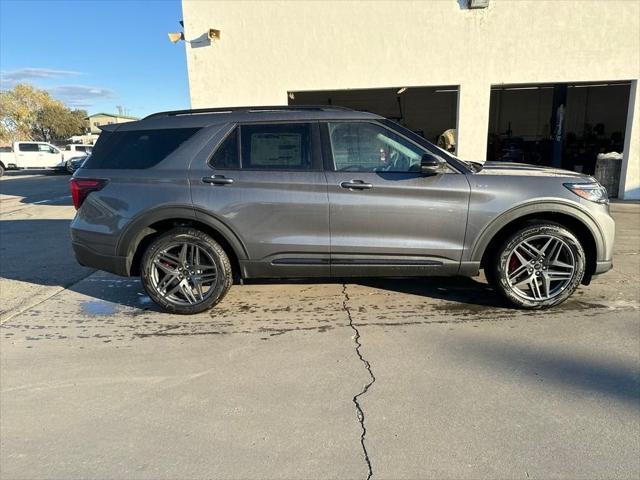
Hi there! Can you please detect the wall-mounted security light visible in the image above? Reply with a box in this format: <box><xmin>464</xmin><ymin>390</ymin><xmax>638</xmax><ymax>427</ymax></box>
<box><xmin>397</xmin><ymin>87</ymin><xmax>407</xmax><ymax>95</ymax></box>
<box><xmin>167</xmin><ymin>21</ymin><xmax>221</xmax><ymax>45</ymax></box>
<box><xmin>168</xmin><ymin>32</ymin><xmax>184</xmax><ymax>43</ymax></box>
<box><xmin>468</xmin><ymin>0</ymin><xmax>490</xmax><ymax>8</ymax></box>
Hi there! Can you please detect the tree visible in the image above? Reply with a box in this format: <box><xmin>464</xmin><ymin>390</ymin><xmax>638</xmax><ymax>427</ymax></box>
<box><xmin>35</xmin><ymin>104</ymin><xmax>88</xmax><ymax>143</ymax></box>
<box><xmin>0</xmin><ymin>83</ymin><xmax>87</xmax><ymax>144</ymax></box>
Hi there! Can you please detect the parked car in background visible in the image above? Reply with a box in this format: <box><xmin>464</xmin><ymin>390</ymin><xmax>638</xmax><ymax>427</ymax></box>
<box><xmin>63</xmin><ymin>144</ymin><xmax>93</xmax><ymax>160</ymax></box>
<box><xmin>70</xmin><ymin>106</ymin><xmax>614</xmax><ymax>314</ymax></box>
<box><xmin>65</xmin><ymin>154</ymin><xmax>90</xmax><ymax>174</ymax></box>
<box><xmin>0</xmin><ymin>147</ymin><xmax>9</xmax><ymax>177</ymax></box>
<box><xmin>0</xmin><ymin>141</ymin><xmax>65</xmax><ymax>175</ymax></box>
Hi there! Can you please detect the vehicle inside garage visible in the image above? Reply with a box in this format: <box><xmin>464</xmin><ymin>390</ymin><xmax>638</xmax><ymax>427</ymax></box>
<box><xmin>487</xmin><ymin>82</ymin><xmax>631</xmax><ymax>195</ymax></box>
<box><xmin>288</xmin><ymin>86</ymin><xmax>459</xmax><ymax>152</ymax></box>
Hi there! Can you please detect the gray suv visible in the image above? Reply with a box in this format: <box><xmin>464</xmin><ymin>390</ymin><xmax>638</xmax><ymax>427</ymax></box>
<box><xmin>70</xmin><ymin>106</ymin><xmax>614</xmax><ymax>314</ymax></box>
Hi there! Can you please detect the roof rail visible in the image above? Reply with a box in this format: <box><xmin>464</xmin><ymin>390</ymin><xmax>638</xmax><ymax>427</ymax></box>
<box><xmin>143</xmin><ymin>105</ymin><xmax>353</xmax><ymax>120</ymax></box>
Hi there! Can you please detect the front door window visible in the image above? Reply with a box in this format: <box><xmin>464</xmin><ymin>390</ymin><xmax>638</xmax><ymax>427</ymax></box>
<box><xmin>327</xmin><ymin>122</ymin><xmax>424</xmax><ymax>173</ymax></box>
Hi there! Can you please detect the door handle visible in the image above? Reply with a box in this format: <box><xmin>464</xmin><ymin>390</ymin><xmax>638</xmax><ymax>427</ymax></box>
<box><xmin>340</xmin><ymin>180</ymin><xmax>373</xmax><ymax>190</ymax></box>
<box><xmin>202</xmin><ymin>175</ymin><xmax>234</xmax><ymax>185</ymax></box>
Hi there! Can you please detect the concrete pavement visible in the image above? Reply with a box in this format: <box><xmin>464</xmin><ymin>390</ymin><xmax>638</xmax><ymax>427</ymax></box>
<box><xmin>0</xmin><ymin>171</ymin><xmax>91</xmax><ymax>320</ymax></box>
<box><xmin>1</xmin><ymin>173</ymin><xmax>638</xmax><ymax>479</ymax></box>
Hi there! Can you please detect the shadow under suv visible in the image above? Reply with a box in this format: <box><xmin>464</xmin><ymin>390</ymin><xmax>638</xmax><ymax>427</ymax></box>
<box><xmin>70</xmin><ymin>106</ymin><xmax>614</xmax><ymax>314</ymax></box>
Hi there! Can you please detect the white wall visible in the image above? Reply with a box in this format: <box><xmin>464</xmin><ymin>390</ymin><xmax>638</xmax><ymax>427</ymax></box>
<box><xmin>182</xmin><ymin>0</ymin><xmax>640</xmax><ymax>198</ymax></box>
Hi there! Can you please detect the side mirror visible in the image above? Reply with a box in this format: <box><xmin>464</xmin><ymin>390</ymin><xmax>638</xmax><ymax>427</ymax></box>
<box><xmin>421</xmin><ymin>154</ymin><xmax>441</xmax><ymax>175</ymax></box>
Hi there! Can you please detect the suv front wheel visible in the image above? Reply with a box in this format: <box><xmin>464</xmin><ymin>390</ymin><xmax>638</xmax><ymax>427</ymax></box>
<box><xmin>140</xmin><ymin>227</ymin><xmax>233</xmax><ymax>314</ymax></box>
<box><xmin>489</xmin><ymin>223</ymin><xmax>586</xmax><ymax>309</ymax></box>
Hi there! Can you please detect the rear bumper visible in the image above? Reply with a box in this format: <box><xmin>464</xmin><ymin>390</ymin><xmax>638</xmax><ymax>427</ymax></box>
<box><xmin>72</xmin><ymin>241</ymin><xmax>129</xmax><ymax>277</ymax></box>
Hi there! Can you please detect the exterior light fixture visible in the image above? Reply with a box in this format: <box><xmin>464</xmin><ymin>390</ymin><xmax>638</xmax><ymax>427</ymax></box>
<box><xmin>167</xmin><ymin>22</ymin><xmax>220</xmax><ymax>45</ymax></box>
<box><xmin>168</xmin><ymin>32</ymin><xmax>185</xmax><ymax>43</ymax></box>
<box><xmin>468</xmin><ymin>0</ymin><xmax>490</xmax><ymax>8</ymax></box>
<box><xmin>396</xmin><ymin>87</ymin><xmax>407</xmax><ymax>95</ymax></box>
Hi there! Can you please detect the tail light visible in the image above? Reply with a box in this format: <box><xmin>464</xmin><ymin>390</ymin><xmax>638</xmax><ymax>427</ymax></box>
<box><xmin>69</xmin><ymin>178</ymin><xmax>107</xmax><ymax>210</ymax></box>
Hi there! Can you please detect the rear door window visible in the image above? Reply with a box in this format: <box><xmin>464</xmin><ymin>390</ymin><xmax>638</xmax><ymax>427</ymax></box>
<box><xmin>84</xmin><ymin>128</ymin><xmax>200</xmax><ymax>169</ymax></box>
<box><xmin>209</xmin><ymin>123</ymin><xmax>315</xmax><ymax>171</ymax></box>
<box><xmin>209</xmin><ymin>128</ymin><xmax>240</xmax><ymax>169</ymax></box>
<box><xmin>18</xmin><ymin>143</ymin><xmax>39</xmax><ymax>152</ymax></box>
<box><xmin>240</xmin><ymin>123</ymin><xmax>312</xmax><ymax>170</ymax></box>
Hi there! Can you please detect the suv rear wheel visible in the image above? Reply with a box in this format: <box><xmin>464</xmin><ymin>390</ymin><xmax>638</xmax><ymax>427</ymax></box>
<box><xmin>140</xmin><ymin>227</ymin><xmax>233</xmax><ymax>314</ymax></box>
<box><xmin>489</xmin><ymin>223</ymin><xmax>586</xmax><ymax>309</ymax></box>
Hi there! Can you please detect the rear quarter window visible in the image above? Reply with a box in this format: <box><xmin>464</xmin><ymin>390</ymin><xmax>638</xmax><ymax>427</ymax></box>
<box><xmin>84</xmin><ymin>128</ymin><xmax>200</xmax><ymax>169</ymax></box>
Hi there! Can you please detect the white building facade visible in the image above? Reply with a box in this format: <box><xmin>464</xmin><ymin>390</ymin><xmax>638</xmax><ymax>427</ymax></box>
<box><xmin>182</xmin><ymin>0</ymin><xmax>640</xmax><ymax>199</ymax></box>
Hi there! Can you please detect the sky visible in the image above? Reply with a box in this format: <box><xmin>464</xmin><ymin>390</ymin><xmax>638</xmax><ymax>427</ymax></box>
<box><xmin>0</xmin><ymin>0</ymin><xmax>190</xmax><ymax>118</ymax></box>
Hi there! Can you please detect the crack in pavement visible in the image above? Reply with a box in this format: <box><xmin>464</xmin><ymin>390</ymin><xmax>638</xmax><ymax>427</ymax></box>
<box><xmin>342</xmin><ymin>284</ymin><xmax>376</xmax><ymax>480</ymax></box>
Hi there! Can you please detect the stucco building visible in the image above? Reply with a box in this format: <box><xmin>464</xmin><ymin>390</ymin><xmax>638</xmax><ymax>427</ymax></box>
<box><xmin>86</xmin><ymin>113</ymin><xmax>139</xmax><ymax>135</ymax></box>
<box><xmin>182</xmin><ymin>0</ymin><xmax>639</xmax><ymax>199</ymax></box>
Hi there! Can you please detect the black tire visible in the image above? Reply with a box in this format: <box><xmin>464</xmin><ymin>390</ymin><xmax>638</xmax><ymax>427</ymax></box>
<box><xmin>140</xmin><ymin>227</ymin><xmax>233</xmax><ymax>314</ymax></box>
<box><xmin>0</xmin><ymin>164</ymin><xmax>4</xmax><ymax>177</ymax></box>
<box><xmin>489</xmin><ymin>222</ymin><xmax>586</xmax><ymax>309</ymax></box>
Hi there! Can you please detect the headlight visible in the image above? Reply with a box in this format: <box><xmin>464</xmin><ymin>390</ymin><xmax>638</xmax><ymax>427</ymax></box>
<box><xmin>564</xmin><ymin>182</ymin><xmax>608</xmax><ymax>203</ymax></box>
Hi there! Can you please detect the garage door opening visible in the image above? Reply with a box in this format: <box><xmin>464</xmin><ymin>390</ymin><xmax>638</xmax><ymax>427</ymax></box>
<box><xmin>288</xmin><ymin>86</ymin><xmax>459</xmax><ymax>153</ymax></box>
<box><xmin>487</xmin><ymin>82</ymin><xmax>631</xmax><ymax>195</ymax></box>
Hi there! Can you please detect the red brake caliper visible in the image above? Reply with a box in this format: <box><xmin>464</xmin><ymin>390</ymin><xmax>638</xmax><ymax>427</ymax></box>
<box><xmin>508</xmin><ymin>255</ymin><xmax>520</xmax><ymax>274</ymax></box>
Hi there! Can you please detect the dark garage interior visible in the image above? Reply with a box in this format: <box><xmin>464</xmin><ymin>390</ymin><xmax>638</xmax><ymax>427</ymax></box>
<box><xmin>289</xmin><ymin>82</ymin><xmax>630</xmax><ymax>197</ymax></box>
<box><xmin>288</xmin><ymin>86</ymin><xmax>459</xmax><ymax>151</ymax></box>
<box><xmin>487</xmin><ymin>82</ymin><xmax>631</xmax><ymax>195</ymax></box>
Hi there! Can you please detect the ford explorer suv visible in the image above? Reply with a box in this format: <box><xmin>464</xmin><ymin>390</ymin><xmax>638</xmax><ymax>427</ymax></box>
<box><xmin>69</xmin><ymin>106</ymin><xmax>614</xmax><ymax>314</ymax></box>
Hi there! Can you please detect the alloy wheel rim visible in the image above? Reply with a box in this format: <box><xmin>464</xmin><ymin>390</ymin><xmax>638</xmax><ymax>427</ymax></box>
<box><xmin>505</xmin><ymin>234</ymin><xmax>576</xmax><ymax>302</ymax></box>
<box><xmin>150</xmin><ymin>241</ymin><xmax>218</xmax><ymax>306</ymax></box>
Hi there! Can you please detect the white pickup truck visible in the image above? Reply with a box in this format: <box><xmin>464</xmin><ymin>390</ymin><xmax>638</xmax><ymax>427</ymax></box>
<box><xmin>63</xmin><ymin>144</ymin><xmax>93</xmax><ymax>160</ymax></box>
<box><xmin>0</xmin><ymin>141</ymin><xmax>65</xmax><ymax>176</ymax></box>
